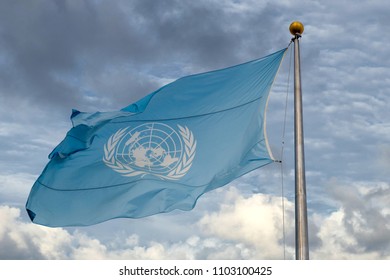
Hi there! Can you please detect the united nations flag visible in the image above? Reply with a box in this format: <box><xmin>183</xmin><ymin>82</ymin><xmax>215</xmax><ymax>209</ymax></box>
<box><xmin>26</xmin><ymin>48</ymin><xmax>287</xmax><ymax>227</ymax></box>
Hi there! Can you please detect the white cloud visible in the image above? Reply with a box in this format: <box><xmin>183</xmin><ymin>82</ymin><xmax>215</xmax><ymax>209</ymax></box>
<box><xmin>0</xmin><ymin>204</ymin><xmax>254</xmax><ymax>260</ymax></box>
<box><xmin>312</xmin><ymin>180</ymin><xmax>390</xmax><ymax>259</ymax></box>
<box><xmin>312</xmin><ymin>208</ymin><xmax>389</xmax><ymax>260</ymax></box>
<box><xmin>1</xmin><ymin>181</ymin><xmax>389</xmax><ymax>260</ymax></box>
<box><xmin>0</xmin><ymin>203</ymin><xmax>272</xmax><ymax>259</ymax></box>
<box><xmin>0</xmin><ymin>206</ymin><xmax>70</xmax><ymax>259</ymax></box>
<box><xmin>198</xmin><ymin>187</ymin><xmax>295</xmax><ymax>259</ymax></box>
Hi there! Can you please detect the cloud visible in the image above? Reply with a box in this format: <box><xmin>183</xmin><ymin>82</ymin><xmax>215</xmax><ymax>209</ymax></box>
<box><xmin>198</xmin><ymin>187</ymin><xmax>295</xmax><ymax>259</ymax></box>
<box><xmin>1</xmin><ymin>181</ymin><xmax>389</xmax><ymax>260</ymax></box>
<box><xmin>0</xmin><ymin>205</ymin><xmax>168</xmax><ymax>260</ymax></box>
<box><xmin>0</xmin><ymin>204</ymin><xmax>262</xmax><ymax>260</ymax></box>
<box><xmin>312</xmin><ymin>180</ymin><xmax>390</xmax><ymax>259</ymax></box>
<box><xmin>0</xmin><ymin>0</ymin><xmax>293</xmax><ymax>113</ymax></box>
<box><xmin>0</xmin><ymin>206</ymin><xmax>69</xmax><ymax>259</ymax></box>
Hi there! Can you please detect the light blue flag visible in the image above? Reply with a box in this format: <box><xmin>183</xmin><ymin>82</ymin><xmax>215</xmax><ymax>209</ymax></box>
<box><xmin>26</xmin><ymin>48</ymin><xmax>286</xmax><ymax>227</ymax></box>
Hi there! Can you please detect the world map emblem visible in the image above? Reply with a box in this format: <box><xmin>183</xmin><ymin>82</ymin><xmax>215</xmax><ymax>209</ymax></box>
<box><xmin>103</xmin><ymin>123</ymin><xmax>196</xmax><ymax>180</ymax></box>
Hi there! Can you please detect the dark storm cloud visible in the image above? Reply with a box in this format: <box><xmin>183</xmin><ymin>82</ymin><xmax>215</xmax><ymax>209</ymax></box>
<box><xmin>129</xmin><ymin>0</ymin><xmax>286</xmax><ymax>65</ymax></box>
<box><xmin>0</xmin><ymin>0</ymin><xmax>287</xmax><ymax>113</ymax></box>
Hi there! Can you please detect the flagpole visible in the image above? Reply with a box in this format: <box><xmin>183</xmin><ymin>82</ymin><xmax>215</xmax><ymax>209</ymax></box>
<box><xmin>290</xmin><ymin>21</ymin><xmax>309</xmax><ymax>260</ymax></box>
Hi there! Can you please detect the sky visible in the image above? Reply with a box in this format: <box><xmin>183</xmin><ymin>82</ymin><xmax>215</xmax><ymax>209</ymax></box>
<box><xmin>0</xmin><ymin>0</ymin><xmax>389</xmax><ymax>260</ymax></box>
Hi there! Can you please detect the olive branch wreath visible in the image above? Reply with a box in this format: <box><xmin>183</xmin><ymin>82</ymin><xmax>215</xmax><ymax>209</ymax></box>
<box><xmin>102</xmin><ymin>125</ymin><xmax>196</xmax><ymax>180</ymax></box>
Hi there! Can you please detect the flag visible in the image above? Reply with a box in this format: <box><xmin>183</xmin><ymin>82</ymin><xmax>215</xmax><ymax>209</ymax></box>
<box><xmin>26</xmin><ymin>48</ymin><xmax>287</xmax><ymax>227</ymax></box>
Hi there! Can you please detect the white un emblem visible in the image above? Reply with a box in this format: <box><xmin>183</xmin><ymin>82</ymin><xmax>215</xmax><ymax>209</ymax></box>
<box><xmin>103</xmin><ymin>123</ymin><xmax>196</xmax><ymax>180</ymax></box>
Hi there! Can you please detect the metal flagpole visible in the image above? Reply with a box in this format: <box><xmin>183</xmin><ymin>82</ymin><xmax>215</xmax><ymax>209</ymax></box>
<box><xmin>289</xmin><ymin>21</ymin><xmax>309</xmax><ymax>260</ymax></box>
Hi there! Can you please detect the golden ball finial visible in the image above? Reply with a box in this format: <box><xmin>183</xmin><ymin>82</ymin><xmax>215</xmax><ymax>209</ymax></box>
<box><xmin>289</xmin><ymin>21</ymin><xmax>304</xmax><ymax>36</ymax></box>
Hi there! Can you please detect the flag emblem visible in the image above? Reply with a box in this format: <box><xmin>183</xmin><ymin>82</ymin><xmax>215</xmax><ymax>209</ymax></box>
<box><xmin>103</xmin><ymin>123</ymin><xmax>196</xmax><ymax>180</ymax></box>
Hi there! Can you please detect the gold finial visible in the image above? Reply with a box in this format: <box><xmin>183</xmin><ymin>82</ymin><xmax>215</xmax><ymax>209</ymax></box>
<box><xmin>289</xmin><ymin>21</ymin><xmax>304</xmax><ymax>36</ymax></box>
